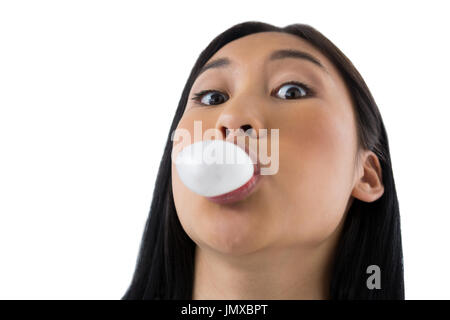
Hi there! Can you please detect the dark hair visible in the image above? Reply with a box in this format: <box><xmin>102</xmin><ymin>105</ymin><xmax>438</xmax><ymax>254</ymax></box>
<box><xmin>122</xmin><ymin>21</ymin><xmax>404</xmax><ymax>300</ymax></box>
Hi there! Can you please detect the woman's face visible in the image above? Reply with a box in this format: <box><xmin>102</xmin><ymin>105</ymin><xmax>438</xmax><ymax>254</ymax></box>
<box><xmin>171</xmin><ymin>31</ymin><xmax>360</xmax><ymax>255</ymax></box>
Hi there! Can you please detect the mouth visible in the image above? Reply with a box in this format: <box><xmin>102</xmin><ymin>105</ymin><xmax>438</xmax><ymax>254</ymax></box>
<box><xmin>205</xmin><ymin>143</ymin><xmax>262</xmax><ymax>205</ymax></box>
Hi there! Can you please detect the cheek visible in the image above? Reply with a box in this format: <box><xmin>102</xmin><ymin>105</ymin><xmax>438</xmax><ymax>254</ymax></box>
<box><xmin>170</xmin><ymin>118</ymin><xmax>205</xmax><ymax>244</ymax></box>
<box><xmin>275</xmin><ymin>108</ymin><xmax>356</xmax><ymax>245</ymax></box>
<box><xmin>172</xmin><ymin>153</ymin><xmax>215</xmax><ymax>249</ymax></box>
<box><xmin>171</xmin><ymin>161</ymin><xmax>196</xmax><ymax>236</ymax></box>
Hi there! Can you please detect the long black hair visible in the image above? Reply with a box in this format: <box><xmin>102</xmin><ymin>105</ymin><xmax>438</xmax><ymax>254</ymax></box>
<box><xmin>122</xmin><ymin>21</ymin><xmax>404</xmax><ymax>300</ymax></box>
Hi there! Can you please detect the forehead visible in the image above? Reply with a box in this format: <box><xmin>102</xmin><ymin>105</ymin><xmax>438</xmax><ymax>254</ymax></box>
<box><xmin>210</xmin><ymin>32</ymin><xmax>331</xmax><ymax>69</ymax></box>
<box><xmin>197</xmin><ymin>31</ymin><xmax>341</xmax><ymax>85</ymax></box>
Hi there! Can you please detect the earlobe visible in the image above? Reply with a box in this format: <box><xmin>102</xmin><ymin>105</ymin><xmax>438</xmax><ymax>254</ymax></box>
<box><xmin>351</xmin><ymin>151</ymin><xmax>385</xmax><ymax>203</ymax></box>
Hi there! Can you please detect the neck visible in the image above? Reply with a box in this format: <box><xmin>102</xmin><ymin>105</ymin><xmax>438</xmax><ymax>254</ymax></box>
<box><xmin>192</xmin><ymin>240</ymin><xmax>337</xmax><ymax>300</ymax></box>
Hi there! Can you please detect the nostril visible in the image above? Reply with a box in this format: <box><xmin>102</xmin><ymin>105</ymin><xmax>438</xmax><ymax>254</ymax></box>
<box><xmin>243</xmin><ymin>125</ymin><xmax>259</xmax><ymax>139</ymax></box>
<box><xmin>223</xmin><ymin>125</ymin><xmax>255</xmax><ymax>140</ymax></box>
<box><xmin>224</xmin><ymin>127</ymin><xmax>232</xmax><ymax>138</ymax></box>
<box><xmin>241</xmin><ymin>124</ymin><xmax>253</xmax><ymax>136</ymax></box>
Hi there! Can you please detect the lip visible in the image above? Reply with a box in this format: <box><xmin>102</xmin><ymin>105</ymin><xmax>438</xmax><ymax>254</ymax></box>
<box><xmin>206</xmin><ymin>143</ymin><xmax>262</xmax><ymax>205</ymax></box>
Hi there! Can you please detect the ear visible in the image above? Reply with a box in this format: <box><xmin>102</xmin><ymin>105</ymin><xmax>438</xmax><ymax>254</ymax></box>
<box><xmin>351</xmin><ymin>150</ymin><xmax>385</xmax><ymax>203</ymax></box>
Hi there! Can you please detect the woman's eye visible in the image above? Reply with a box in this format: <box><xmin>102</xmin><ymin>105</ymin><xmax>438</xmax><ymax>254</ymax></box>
<box><xmin>191</xmin><ymin>90</ymin><xmax>228</xmax><ymax>106</ymax></box>
<box><xmin>273</xmin><ymin>81</ymin><xmax>312</xmax><ymax>100</ymax></box>
<box><xmin>190</xmin><ymin>81</ymin><xmax>313</xmax><ymax>106</ymax></box>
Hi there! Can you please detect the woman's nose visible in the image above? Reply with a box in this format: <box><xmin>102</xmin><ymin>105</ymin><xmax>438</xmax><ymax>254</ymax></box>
<box><xmin>214</xmin><ymin>100</ymin><xmax>267</xmax><ymax>141</ymax></box>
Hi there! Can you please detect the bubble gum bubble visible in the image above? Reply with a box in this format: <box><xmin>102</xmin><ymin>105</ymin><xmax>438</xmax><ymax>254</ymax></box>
<box><xmin>174</xmin><ymin>140</ymin><xmax>254</xmax><ymax>197</ymax></box>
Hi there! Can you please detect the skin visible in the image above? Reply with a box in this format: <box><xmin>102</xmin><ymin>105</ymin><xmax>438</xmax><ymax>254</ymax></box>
<box><xmin>171</xmin><ymin>31</ymin><xmax>384</xmax><ymax>299</ymax></box>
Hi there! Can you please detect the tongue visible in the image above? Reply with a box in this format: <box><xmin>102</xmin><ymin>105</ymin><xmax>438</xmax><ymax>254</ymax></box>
<box><xmin>174</xmin><ymin>140</ymin><xmax>254</xmax><ymax>197</ymax></box>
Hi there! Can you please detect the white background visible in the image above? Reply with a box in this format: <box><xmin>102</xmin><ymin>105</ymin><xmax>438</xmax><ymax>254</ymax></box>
<box><xmin>0</xmin><ymin>0</ymin><xmax>449</xmax><ymax>299</ymax></box>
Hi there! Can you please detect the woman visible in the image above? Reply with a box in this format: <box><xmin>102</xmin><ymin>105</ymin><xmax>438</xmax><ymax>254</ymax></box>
<box><xmin>122</xmin><ymin>21</ymin><xmax>405</xmax><ymax>300</ymax></box>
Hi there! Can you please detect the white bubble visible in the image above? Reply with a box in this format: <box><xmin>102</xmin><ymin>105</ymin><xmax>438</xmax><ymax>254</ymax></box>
<box><xmin>175</xmin><ymin>140</ymin><xmax>254</xmax><ymax>197</ymax></box>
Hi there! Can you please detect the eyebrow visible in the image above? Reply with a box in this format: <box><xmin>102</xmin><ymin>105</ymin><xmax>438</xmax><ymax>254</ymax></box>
<box><xmin>197</xmin><ymin>49</ymin><xmax>328</xmax><ymax>77</ymax></box>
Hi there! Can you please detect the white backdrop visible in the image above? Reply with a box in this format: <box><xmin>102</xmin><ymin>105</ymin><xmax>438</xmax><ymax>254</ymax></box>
<box><xmin>0</xmin><ymin>0</ymin><xmax>448</xmax><ymax>299</ymax></box>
